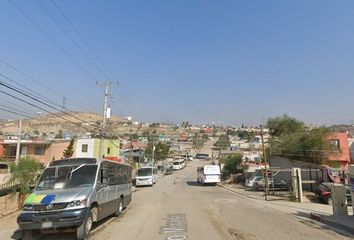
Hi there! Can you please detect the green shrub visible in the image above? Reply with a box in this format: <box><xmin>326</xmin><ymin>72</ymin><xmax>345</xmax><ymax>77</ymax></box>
<box><xmin>222</xmin><ymin>153</ymin><xmax>243</xmax><ymax>177</ymax></box>
<box><xmin>9</xmin><ymin>157</ymin><xmax>40</xmax><ymax>195</ymax></box>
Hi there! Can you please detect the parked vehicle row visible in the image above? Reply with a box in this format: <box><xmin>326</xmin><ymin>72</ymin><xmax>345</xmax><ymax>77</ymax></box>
<box><xmin>245</xmin><ymin>176</ymin><xmax>290</xmax><ymax>191</ymax></box>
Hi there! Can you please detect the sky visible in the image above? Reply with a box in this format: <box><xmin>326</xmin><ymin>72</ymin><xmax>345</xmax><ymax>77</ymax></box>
<box><xmin>0</xmin><ymin>0</ymin><xmax>354</xmax><ymax>126</ymax></box>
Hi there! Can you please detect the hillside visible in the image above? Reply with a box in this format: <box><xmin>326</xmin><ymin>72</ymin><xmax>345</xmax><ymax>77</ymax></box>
<box><xmin>0</xmin><ymin>112</ymin><xmax>125</xmax><ymax>135</ymax></box>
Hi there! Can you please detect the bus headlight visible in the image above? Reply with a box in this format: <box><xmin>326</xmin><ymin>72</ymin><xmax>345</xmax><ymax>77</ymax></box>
<box><xmin>23</xmin><ymin>205</ymin><xmax>33</xmax><ymax>211</ymax></box>
<box><xmin>67</xmin><ymin>199</ymin><xmax>87</xmax><ymax>208</ymax></box>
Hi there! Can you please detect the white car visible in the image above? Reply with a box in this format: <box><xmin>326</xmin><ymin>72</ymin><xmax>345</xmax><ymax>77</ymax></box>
<box><xmin>245</xmin><ymin>176</ymin><xmax>263</xmax><ymax>188</ymax></box>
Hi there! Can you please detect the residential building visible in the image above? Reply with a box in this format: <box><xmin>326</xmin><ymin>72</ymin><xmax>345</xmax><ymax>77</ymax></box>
<box><xmin>0</xmin><ymin>137</ymin><xmax>121</xmax><ymax>166</ymax></box>
<box><xmin>0</xmin><ymin>139</ymin><xmax>72</xmax><ymax>166</ymax></box>
<box><xmin>75</xmin><ymin>138</ymin><xmax>120</xmax><ymax>160</ymax></box>
<box><xmin>327</xmin><ymin>132</ymin><xmax>350</xmax><ymax>170</ymax></box>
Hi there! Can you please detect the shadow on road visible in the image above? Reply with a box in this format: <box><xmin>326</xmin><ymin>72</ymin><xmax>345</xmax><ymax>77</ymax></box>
<box><xmin>186</xmin><ymin>181</ymin><xmax>216</xmax><ymax>187</ymax></box>
<box><xmin>11</xmin><ymin>214</ymin><xmax>117</xmax><ymax>240</ymax></box>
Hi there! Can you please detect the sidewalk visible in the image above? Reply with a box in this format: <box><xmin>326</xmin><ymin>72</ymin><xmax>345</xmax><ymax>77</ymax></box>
<box><xmin>0</xmin><ymin>210</ymin><xmax>20</xmax><ymax>240</ymax></box>
<box><xmin>218</xmin><ymin>182</ymin><xmax>354</xmax><ymax>236</ymax></box>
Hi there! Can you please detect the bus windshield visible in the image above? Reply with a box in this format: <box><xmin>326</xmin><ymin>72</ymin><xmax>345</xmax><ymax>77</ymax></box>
<box><xmin>137</xmin><ymin>168</ymin><xmax>153</xmax><ymax>177</ymax></box>
<box><xmin>36</xmin><ymin>165</ymin><xmax>98</xmax><ymax>190</ymax></box>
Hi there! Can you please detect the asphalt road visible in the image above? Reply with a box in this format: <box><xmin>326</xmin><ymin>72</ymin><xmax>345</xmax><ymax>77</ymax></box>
<box><xmin>91</xmin><ymin>160</ymin><xmax>351</xmax><ymax>240</ymax></box>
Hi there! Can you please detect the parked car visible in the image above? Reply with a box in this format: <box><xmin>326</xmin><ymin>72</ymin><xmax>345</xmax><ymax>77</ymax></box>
<box><xmin>314</xmin><ymin>182</ymin><xmax>352</xmax><ymax>206</ymax></box>
<box><xmin>253</xmin><ymin>178</ymin><xmax>289</xmax><ymax>191</ymax></box>
<box><xmin>164</xmin><ymin>168</ymin><xmax>173</xmax><ymax>175</ymax></box>
<box><xmin>245</xmin><ymin>176</ymin><xmax>263</xmax><ymax>188</ymax></box>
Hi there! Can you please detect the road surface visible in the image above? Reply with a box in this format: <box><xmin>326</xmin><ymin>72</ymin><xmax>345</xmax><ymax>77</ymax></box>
<box><xmin>92</xmin><ymin>160</ymin><xmax>351</xmax><ymax>240</ymax></box>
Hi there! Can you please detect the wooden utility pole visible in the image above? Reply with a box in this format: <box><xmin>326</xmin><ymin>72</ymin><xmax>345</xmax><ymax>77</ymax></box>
<box><xmin>261</xmin><ymin>127</ymin><xmax>269</xmax><ymax>200</ymax></box>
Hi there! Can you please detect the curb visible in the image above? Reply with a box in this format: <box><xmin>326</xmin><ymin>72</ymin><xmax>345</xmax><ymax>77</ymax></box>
<box><xmin>309</xmin><ymin>212</ymin><xmax>322</xmax><ymax>221</ymax></box>
<box><xmin>216</xmin><ymin>183</ymin><xmax>262</xmax><ymax>201</ymax></box>
<box><xmin>309</xmin><ymin>213</ymin><xmax>354</xmax><ymax>235</ymax></box>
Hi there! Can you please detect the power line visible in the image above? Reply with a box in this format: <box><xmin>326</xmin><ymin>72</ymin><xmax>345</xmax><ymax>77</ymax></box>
<box><xmin>0</xmin><ymin>95</ymin><xmax>38</xmax><ymax>115</ymax></box>
<box><xmin>0</xmin><ymin>81</ymin><xmax>99</xmax><ymax>133</ymax></box>
<box><xmin>0</xmin><ymin>104</ymin><xmax>35</xmax><ymax>118</ymax></box>
<box><xmin>0</xmin><ymin>74</ymin><xmax>93</xmax><ymax>125</ymax></box>
<box><xmin>50</xmin><ymin>0</ymin><xmax>115</xmax><ymax>80</ymax></box>
<box><xmin>36</xmin><ymin>0</ymin><xmax>111</xmax><ymax>81</ymax></box>
<box><xmin>0</xmin><ymin>57</ymin><xmax>94</xmax><ymax>112</ymax></box>
<box><xmin>0</xmin><ymin>106</ymin><xmax>33</xmax><ymax>118</ymax></box>
<box><xmin>8</xmin><ymin>0</ymin><xmax>98</xmax><ymax>82</ymax></box>
<box><xmin>50</xmin><ymin>1</ymin><xmax>138</xmax><ymax>118</ymax></box>
<box><xmin>0</xmin><ymin>72</ymin><xmax>62</xmax><ymax>109</ymax></box>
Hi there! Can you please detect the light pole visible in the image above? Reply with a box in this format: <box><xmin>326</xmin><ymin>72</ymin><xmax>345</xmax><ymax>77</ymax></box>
<box><xmin>15</xmin><ymin>118</ymin><xmax>22</xmax><ymax>165</ymax></box>
<box><xmin>261</xmin><ymin>126</ymin><xmax>269</xmax><ymax>200</ymax></box>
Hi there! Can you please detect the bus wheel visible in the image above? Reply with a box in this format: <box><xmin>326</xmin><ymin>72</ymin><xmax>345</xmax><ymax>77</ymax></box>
<box><xmin>114</xmin><ymin>198</ymin><xmax>124</xmax><ymax>217</ymax></box>
<box><xmin>77</xmin><ymin>209</ymin><xmax>93</xmax><ymax>240</ymax></box>
<box><xmin>22</xmin><ymin>230</ymin><xmax>34</xmax><ymax>240</ymax></box>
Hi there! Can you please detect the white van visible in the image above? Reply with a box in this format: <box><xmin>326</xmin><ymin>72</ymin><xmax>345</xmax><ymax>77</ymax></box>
<box><xmin>136</xmin><ymin>167</ymin><xmax>157</xmax><ymax>186</ymax></box>
<box><xmin>17</xmin><ymin>158</ymin><xmax>132</xmax><ymax>240</ymax></box>
<box><xmin>197</xmin><ymin>165</ymin><xmax>221</xmax><ymax>185</ymax></box>
<box><xmin>172</xmin><ymin>159</ymin><xmax>186</xmax><ymax>170</ymax></box>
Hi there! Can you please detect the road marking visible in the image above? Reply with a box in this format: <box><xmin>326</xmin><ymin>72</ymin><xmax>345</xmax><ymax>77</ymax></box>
<box><xmin>160</xmin><ymin>214</ymin><xmax>188</xmax><ymax>240</ymax></box>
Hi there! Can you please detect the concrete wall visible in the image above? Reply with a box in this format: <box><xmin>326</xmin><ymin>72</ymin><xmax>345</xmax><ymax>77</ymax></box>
<box><xmin>269</xmin><ymin>157</ymin><xmax>329</xmax><ymax>190</ymax></box>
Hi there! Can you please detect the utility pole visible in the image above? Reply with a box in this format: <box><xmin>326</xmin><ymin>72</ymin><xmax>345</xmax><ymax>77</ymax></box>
<box><xmin>62</xmin><ymin>95</ymin><xmax>67</xmax><ymax>110</ymax></box>
<box><xmin>152</xmin><ymin>142</ymin><xmax>155</xmax><ymax>171</ymax></box>
<box><xmin>99</xmin><ymin>81</ymin><xmax>111</xmax><ymax>158</ymax></box>
<box><xmin>261</xmin><ymin>126</ymin><xmax>269</xmax><ymax>200</ymax></box>
<box><xmin>15</xmin><ymin>119</ymin><xmax>22</xmax><ymax>165</ymax></box>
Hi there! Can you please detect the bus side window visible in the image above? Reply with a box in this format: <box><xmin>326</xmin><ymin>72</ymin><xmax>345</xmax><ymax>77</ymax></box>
<box><xmin>99</xmin><ymin>162</ymin><xmax>109</xmax><ymax>186</ymax></box>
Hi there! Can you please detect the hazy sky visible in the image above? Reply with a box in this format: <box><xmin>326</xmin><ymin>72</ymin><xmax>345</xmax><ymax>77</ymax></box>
<box><xmin>1</xmin><ymin>0</ymin><xmax>354</xmax><ymax>126</ymax></box>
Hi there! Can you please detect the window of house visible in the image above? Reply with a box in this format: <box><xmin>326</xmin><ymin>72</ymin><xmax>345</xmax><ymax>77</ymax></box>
<box><xmin>81</xmin><ymin>144</ymin><xmax>88</xmax><ymax>153</ymax></box>
<box><xmin>107</xmin><ymin>147</ymin><xmax>111</xmax><ymax>154</ymax></box>
<box><xmin>34</xmin><ymin>145</ymin><xmax>46</xmax><ymax>155</ymax></box>
<box><xmin>329</xmin><ymin>139</ymin><xmax>340</xmax><ymax>150</ymax></box>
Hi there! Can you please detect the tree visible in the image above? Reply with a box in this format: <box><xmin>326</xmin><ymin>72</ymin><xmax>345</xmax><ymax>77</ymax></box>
<box><xmin>55</xmin><ymin>129</ymin><xmax>63</xmax><ymax>139</ymax></box>
<box><xmin>129</xmin><ymin>133</ymin><xmax>139</xmax><ymax>141</ymax></box>
<box><xmin>192</xmin><ymin>133</ymin><xmax>205</xmax><ymax>150</ymax></box>
<box><xmin>63</xmin><ymin>138</ymin><xmax>75</xmax><ymax>158</ymax></box>
<box><xmin>214</xmin><ymin>134</ymin><xmax>230</xmax><ymax>150</ymax></box>
<box><xmin>202</xmin><ymin>134</ymin><xmax>209</xmax><ymax>140</ymax></box>
<box><xmin>181</xmin><ymin>121</ymin><xmax>190</xmax><ymax>128</ymax></box>
<box><xmin>269</xmin><ymin>126</ymin><xmax>337</xmax><ymax>164</ymax></box>
<box><xmin>9</xmin><ymin>157</ymin><xmax>40</xmax><ymax>204</ymax></box>
<box><xmin>266</xmin><ymin>114</ymin><xmax>305</xmax><ymax>137</ymax></box>
<box><xmin>142</xmin><ymin>130</ymin><xmax>150</xmax><ymax>137</ymax></box>
<box><xmin>222</xmin><ymin>153</ymin><xmax>243</xmax><ymax>177</ymax></box>
<box><xmin>145</xmin><ymin>142</ymin><xmax>170</xmax><ymax>161</ymax></box>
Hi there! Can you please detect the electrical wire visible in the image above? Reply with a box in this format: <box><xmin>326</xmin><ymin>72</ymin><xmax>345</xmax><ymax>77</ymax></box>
<box><xmin>8</xmin><ymin>0</ymin><xmax>98</xmax><ymax>82</ymax></box>
<box><xmin>0</xmin><ymin>74</ymin><xmax>97</xmax><ymax>126</ymax></box>
<box><xmin>50</xmin><ymin>0</ymin><xmax>115</xmax><ymax>81</ymax></box>
<box><xmin>0</xmin><ymin>57</ymin><xmax>95</xmax><ymax>112</ymax></box>
<box><xmin>50</xmin><ymin>1</ymin><xmax>138</xmax><ymax>118</ymax></box>
<box><xmin>0</xmin><ymin>87</ymin><xmax>99</xmax><ymax>134</ymax></box>
<box><xmin>36</xmin><ymin>0</ymin><xmax>111</xmax><ymax>81</ymax></box>
<box><xmin>0</xmin><ymin>106</ymin><xmax>33</xmax><ymax>118</ymax></box>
